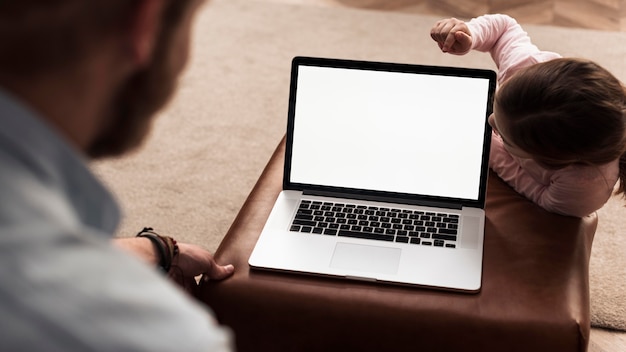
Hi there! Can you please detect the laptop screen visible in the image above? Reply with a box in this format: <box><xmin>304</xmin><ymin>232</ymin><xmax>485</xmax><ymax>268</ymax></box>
<box><xmin>285</xmin><ymin>57</ymin><xmax>496</xmax><ymax>207</ymax></box>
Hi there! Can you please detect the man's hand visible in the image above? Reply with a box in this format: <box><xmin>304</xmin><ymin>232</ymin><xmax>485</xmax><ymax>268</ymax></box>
<box><xmin>430</xmin><ymin>18</ymin><xmax>472</xmax><ymax>55</ymax></box>
<box><xmin>169</xmin><ymin>242</ymin><xmax>235</xmax><ymax>293</ymax></box>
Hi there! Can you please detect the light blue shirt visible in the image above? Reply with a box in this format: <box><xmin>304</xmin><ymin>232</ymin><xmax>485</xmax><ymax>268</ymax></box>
<box><xmin>0</xmin><ymin>88</ymin><xmax>232</xmax><ymax>351</ymax></box>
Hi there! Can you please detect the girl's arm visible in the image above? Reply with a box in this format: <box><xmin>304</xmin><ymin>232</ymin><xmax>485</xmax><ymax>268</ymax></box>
<box><xmin>466</xmin><ymin>14</ymin><xmax>561</xmax><ymax>84</ymax></box>
<box><xmin>490</xmin><ymin>133</ymin><xmax>618</xmax><ymax>217</ymax></box>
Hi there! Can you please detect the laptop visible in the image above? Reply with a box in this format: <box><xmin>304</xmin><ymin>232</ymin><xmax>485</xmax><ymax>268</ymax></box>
<box><xmin>249</xmin><ymin>56</ymin><xmax>496</xmax><ymax>293</ymax></box>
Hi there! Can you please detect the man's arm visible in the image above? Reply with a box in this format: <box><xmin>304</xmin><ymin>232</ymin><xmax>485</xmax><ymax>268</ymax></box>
<box><xmin>113</xmin><ymin>235</ymin><xmax>234</xmax><ymax>292</ymax></box>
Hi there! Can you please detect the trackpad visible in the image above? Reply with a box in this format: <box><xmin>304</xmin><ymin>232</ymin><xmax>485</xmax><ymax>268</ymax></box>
<box><xmin>330</xmin><ymin>242</ymin><xmax>401</xmax><ymax>275</ymax></box>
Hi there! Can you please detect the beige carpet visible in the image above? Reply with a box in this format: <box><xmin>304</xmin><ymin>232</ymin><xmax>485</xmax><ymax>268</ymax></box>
<box><xmin>92</xmin><ymin>0</ymin><xmax>626</xmax><ymax>331</ymax></box>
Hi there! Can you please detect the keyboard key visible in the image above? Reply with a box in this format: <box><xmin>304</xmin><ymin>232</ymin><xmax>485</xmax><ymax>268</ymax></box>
<box><xmin>338</xmin><ymin>230</ymin><xmax>394</xmax><ymax>242</ymax></box>
<box><xmin>432</xmin><ymin>234</ymin><xmax>457</xmax><ymax>241</ymax></box>
<box><xmin>295</xmin><ymin>214</ymin><xmax>313</xmax><ymax>221</ymax></box>
<box><xmin>438</xmin><ymin>228</ymin><xmax>458</xmax><ymax>235</ymax></box>
<box><xmin>290</xmin><ymin>225</ymin><xmax>300</xmax><ymax>232</ymax></box>
<box><xmin>293</xmin><ymin>219</ymin><xmax>316</xmax><ymax>227</ymax></box>
<box><xmin>396</xmin><ymin>236</ymin><xmax>409</xmax><ymax>243</ymax></box>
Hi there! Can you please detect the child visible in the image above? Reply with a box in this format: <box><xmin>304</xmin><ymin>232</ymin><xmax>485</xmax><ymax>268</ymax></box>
<box><xmin>430</xmin><ymin>14</ymin><xmax>626</xmax><ymax>217</ymax></box>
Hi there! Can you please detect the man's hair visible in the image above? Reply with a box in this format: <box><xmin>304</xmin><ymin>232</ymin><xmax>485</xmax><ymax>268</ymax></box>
<box><xmin>496</xmin><ymin>58</ymin><xmax>626</xmax><ymax>195</ymax></box>
<box><xmin>0</xmin><ymin>0</ymin><xmax>195</xmax><ymax>159</ymax></box>
<box><xmin>0</xmin><ymin>0</ymin><xmax>188</xmax><ymax>76</ymax></box>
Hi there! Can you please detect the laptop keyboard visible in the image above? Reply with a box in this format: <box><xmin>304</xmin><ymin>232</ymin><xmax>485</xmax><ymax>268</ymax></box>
<box><xmin>289</xmin><ymin>200</ymin><xmax>459</xmax><ymax>248</ymax></box>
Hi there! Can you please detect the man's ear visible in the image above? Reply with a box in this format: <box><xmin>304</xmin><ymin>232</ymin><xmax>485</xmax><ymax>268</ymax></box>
<box><xmin>126</xmin><ymin>0</ymin><xmax>166</xmax><ymax>67</ymax></box>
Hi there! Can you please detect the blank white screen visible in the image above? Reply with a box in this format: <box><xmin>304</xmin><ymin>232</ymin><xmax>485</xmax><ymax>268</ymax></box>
<box><xmin>290</xmin><ymin>65</ymin><xmax>490</xmax><ymax>201</ymax></box>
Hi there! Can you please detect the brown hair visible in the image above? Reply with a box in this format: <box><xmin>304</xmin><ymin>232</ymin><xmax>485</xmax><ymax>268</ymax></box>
<box><xmin>495</xmin><ymin>58</ymin><xmax>626</xmax><ymax>197</ymax></box>
<box><xmin>0</xmin><ymin>0</ymin><xmax>190</xmax><ymax>76</ymax></box>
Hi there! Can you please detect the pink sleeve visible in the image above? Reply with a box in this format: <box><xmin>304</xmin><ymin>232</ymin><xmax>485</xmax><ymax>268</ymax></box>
<box><xmin>466</xmin><ymin>14</ymin><xmax>561</xmax><ymax>84</ymax></box>
<box><xmin>490</xmin><ymin>133</ymin><xmax>618</xmax><ymax>217</ymax></box>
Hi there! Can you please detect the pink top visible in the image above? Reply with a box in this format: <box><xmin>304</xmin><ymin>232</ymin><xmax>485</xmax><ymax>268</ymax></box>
<box><xmin>467</xmin><ymin>14</ymin><xmax>619</xmax><ymax>217</ymax></box>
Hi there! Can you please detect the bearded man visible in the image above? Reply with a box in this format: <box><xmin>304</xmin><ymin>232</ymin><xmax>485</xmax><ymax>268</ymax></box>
<box><xmin>0</xmin><ymin>0</ymin><xmax>234</xmax><ymax>350</ymax></box>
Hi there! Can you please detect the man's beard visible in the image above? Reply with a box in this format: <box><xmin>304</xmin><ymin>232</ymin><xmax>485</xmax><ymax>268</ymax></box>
<box><xmin>86</xmin><ymin>29</ymin><xmax>178</xmax><ymax>159</ymax></box>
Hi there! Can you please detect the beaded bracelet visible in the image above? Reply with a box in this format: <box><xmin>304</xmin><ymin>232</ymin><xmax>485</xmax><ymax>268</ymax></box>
<box><xmin>136</xmin><ymin>227</ymin><xmax>179</xmax><ymax>272</ymax></box>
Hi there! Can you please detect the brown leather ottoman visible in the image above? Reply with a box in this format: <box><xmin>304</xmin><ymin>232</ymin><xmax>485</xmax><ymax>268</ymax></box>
<box><xmin>196</xmin><ymin>139</ymin><xmax>596</xmax><ymax>352</ymax></box>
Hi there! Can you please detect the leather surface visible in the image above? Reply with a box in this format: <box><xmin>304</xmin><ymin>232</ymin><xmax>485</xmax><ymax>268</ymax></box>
<box><xmin>196</xmin><ymin>138</ymin><xmax>597</xmax><ymax>352</ymax></box>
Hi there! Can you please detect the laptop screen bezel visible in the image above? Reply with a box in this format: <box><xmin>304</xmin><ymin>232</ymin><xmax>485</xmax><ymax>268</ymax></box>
<box><xmin>283</xmin><ymin>56</ymin><xmax>496</xmax><ymax>209</ymax></box>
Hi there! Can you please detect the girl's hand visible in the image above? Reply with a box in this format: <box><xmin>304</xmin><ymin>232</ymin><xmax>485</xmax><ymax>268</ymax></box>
<box><xmin>430</xmin><ymin>18</ymin><xmax>472</xmax><ymax>55</ymax></box>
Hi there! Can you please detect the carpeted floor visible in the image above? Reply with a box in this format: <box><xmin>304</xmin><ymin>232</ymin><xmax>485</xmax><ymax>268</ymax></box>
<box><xmin>92</xmin><ymin>0</ymin><xmax>626</xmax><ymax>331</ymax></box>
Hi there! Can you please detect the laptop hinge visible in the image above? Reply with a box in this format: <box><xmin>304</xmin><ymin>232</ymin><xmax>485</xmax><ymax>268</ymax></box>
<box><xmin>302</xmin><ymin>190</ymin><xmax>463</xmax><ymax>210</ymax></box>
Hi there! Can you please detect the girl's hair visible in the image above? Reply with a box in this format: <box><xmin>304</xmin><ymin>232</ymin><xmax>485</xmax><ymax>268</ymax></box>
<box><xmin>496</xmin><ymin>58</ymin><xmax>626</xmax><ymax>197</ymax></box>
